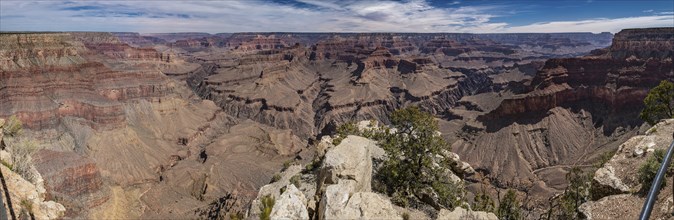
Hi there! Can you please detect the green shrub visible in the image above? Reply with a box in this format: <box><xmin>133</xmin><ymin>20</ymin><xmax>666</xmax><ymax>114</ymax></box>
<box><xmin>290</xmin><ymin>174</ymin><xmax>301</xmax><ymax>188</ymax></box>
<box><xmin>332</xmin><ymin>122</ymin><xmax>359</xmax><ymax>145</ymax></box>
<box><xmin>229</xmin><ymin>211</ymin><xmax>244</xmax><ymax>220</ymax></box>
<box><xmin>472</xmin><ymin>190</ymin><xmax>495</xmax><ymax>213</ymax></box>
<box><xmin>375</xmin><ymin>106</ymin><xmax>462</xmax><ymax>208</ymax></box>
<box><xmin>259</xmin><ymin>195</ymin><xmax>275</xmax><ymax>220</ymax></box>
<box><xmin>3</xmin><ymin>115</ymin><xmax>22</xmax><ymax>137</ymax></box>
<box><xmin>390</xmin><ymin>190</ymin><xmax>409</xmax><ymax>208</ymax></box>
<box><xmin>401</xmin><ymin>212</ymin><xmax>410</xmax><ymax>220</ymax></box>
<box><xmin>0</xmin><ymin>160</ymin><xmax>12</xmax><ymax>171</ymax></box>
<box><xmin>639</xmin><ymin>153</ymin><xmax>665</xmax><ymax>194</ymax></box>
<box><xmin>595</xmin><ymin>151</ymin><xmax>615</xmax><ymax>168</ymax></box>
<box><xmin>270</xmin><ymin>174</ymin><xmax>281</xmax><ymax>183</ymax></box>
<box><xmin>497</xmin><ymin>189</ymin><xmax>522</xmax><ymax>220</ymax></box>
<box><xmin>432</xmin><ymin>181</ymin><xmax>465</xmax><ymax>209</ymax></box>
<box><xmin>640</xmin><ymin>80</ymin><xmax>674</xmax><ymax>125</ymax></box>
<box><xmin>282</xmin><ymin>160</ymin><xmax>293</xmax><ymax>171</ymax></box>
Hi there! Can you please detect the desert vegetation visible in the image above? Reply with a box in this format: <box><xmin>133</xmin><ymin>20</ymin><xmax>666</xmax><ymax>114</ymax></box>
<box><xmin>335</xmin><ymin>106</ymin><xmax>467</xmax><ymax>210</ymax></box>
<box><xmin>1</xmin><ymin>116</ymin><xmax>39</xmax><ymax>183</ymax></box>
<box><xmin>640</xmin><ymin>80</ymin><xmax>674</xmax><ymax>125</ymax></box>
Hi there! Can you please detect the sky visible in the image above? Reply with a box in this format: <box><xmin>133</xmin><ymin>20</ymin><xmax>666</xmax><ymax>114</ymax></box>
<box><xmin>0</xmin><ymin>0</ymin><xmax>672</xmax><ymax>33</ymax></box>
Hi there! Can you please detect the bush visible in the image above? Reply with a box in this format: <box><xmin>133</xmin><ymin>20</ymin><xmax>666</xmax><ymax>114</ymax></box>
<box><xmin>332</xmin><ymin>122</ymin><xmax>359</xmax><ymax>145</ymax></box>
<box><xmin>333</xmin><ymin>106</ymin><xmax>466</xmax><ymax>209</ymax></box>
<box><xmin>639</xmin><ymin>152</ymin><xmax>666</xmax><ymax>194</ymax></box>
<box><xmin>290</xmin><ymin>174</ymin><xmax>301</xmax><ymax>188</ymax></box>
<box><xmin>259</xmin><ymin>195</ymin><xmax>275</xmax><ymax>220</ymax></box>
<box><xmin>473</xmin><ymin>190</ymin><xmax>495</xmax><ymax>213</ymax></box>
<box><xmin>3</xmin><ymin>115</ymin><xmax>23</xmax><ymax>137</ymax></box>
<box><xmin>282</xmin><ymin>160</ymin><xmax>293</xmax><ymax>171</ymax></box>
<box><xmin>390</xmin><ymin>190</ymin><xmax>409</xmax><ymax>208</ymax></box>
<box><xmin>595</xmin><ymin>151</ymin><xmax>615</xmax><ymax>168</ymax></box>
<box><xmin>376</xmin><ymin>106</ymin><xmax>463</xmax><ymax>208</ymax></box>
<box><xmin>432</xmin><ymin>181</ymin><xmax>465</xmax><ymax>209</ymax></box>
<box><xmin>229</xmin><ymin>211</ymin><xmax>244</xmax><ymax>220</ymax></box>
<box><xmin>640</xmin><ymin>80</ymin><xmax>674</xmax><ymax>125</ymax></box>
<box><xmin>270</xmin><ymin>173</ymin><xmax>281</xmax><ymax>183</ymax></box>
<box><xmin>497</xmin><ymin>189</ymin><xmax>522</xmax><ymax>220</ymax></box>
<box><xmin>11</xmin><ymin>140</ymin><xmax>38</xmax><ymax>183</ymax></box>
<box><xmin>401</xmin><ymin>212</ymin><xmax>410</xmax><ymax>220</ymax></box>
<box><xmin>0</xmin><ymin>160</ymin><xmax>12</xmax><ymax>171</ymax></box>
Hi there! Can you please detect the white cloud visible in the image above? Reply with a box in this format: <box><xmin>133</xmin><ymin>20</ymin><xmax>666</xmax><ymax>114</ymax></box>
<box><xmin>502</xmin><ymin>15</ymin><xmax>674</xmax><ymax>33</ymax></box>
<box><xmin>0</xmin><ymin>0</ymin><xmax>672</xmax><ymax>33</ymax></box>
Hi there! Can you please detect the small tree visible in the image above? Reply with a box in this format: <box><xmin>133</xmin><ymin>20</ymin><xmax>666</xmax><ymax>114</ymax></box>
<box><xmin>559</xmin><ymin>167</ymin><xmax>591</xmax><ymax>219</ymax></box>
<box><xmin>375</xmin><ymin>106</ymin><xmax>464</xmax><ymax>208</ymax></box>
<box><xmin>334</xmin><ymin>106</ymin><xmax>465</xmax><ymax>209</ymax></box>
<box><xmin>640</xmin><ymin>80</ymin><xmax>674</xmax><ymax>125</ymax></box>
<box><xmin>498</xmin><ymin>189</ymin><xmax>522</xmax><ymax>220</ymax></box>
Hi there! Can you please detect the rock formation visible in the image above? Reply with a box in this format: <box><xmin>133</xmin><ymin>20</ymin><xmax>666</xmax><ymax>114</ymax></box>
<box><xmin>248</xmin><ymin>127</ymin><xmax>494</xmax><ymax>220</ymax></box>
<box><xmin>580</xmin><ymin>119</ymin><xmax>674</xmax><ymax>219</ymax></box>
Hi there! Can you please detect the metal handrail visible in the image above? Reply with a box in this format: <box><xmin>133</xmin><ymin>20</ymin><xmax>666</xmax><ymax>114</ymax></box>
<box><xmin>639</xmin><ymin>139</ymin><xmax>674</xmax><ymax>220</ymax></box>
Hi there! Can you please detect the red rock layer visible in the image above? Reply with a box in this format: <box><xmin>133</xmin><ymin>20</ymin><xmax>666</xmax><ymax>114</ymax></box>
<box><xmin>0</xmin><ymin>32</ymin><xmax>172</xmax><ymax>130</ymax></box>
<box><xmin>33</xmin><ymin>149</ymin><xmax>108</xmax><ymax>217</ymax></box>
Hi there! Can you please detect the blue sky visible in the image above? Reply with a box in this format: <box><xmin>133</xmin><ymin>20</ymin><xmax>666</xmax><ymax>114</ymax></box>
<box><xmin>0</xmin><ymin>0</ymin><xmax>672</xmax><ymax>33</ymax></box>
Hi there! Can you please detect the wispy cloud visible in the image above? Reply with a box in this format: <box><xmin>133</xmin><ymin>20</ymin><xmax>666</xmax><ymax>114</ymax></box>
<box><xmin>0</xmin><ymin>0</ymin><xmax>672</xmax><ymax>33</ymax></box>
<box><xmin>503</xmin><ymin>15</ymin><xmax>674</xmax><ymax>33</ymax></box>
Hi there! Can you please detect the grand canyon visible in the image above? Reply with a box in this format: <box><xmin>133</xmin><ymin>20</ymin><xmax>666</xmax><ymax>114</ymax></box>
<box><xmin>1</xmin><ymin>1</ymin><xmax>673</xmax><ymax>219</ymax></box>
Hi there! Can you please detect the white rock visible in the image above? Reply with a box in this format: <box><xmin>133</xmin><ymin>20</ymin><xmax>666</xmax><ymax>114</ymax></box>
<box><xmin>633</xmin><ymin>148</ymin><xmax>644</xmax><ymax>157</ymax></box>
<box><xmin>249</xmin><ymin>165</ymin><xmax>303</xmax><ymax>219</ymax></box>
<box><xmin>593</xmin><ymin>165</ymin><xmax>631</xmax><ymax>193</ymax></box>
<box><xmin>271</xmin><ymin>184</ymin><xmax>309</xmax><ymax>220</ymax></box>
<box><xmin>436</xmin><ymin>207</ymin><xmax>498</xmax><ymax>220</ymax></box>
<box><xmin>319</xmin><ymin>180</ymin><xmax>401</xmax><ymax>220</ymax></box>
<box><xmin>319</xmin><ymin>135</ymin><xmax>373</xmax><ymax>193</ymax></box>
<box><xmin>0</xmin><ymin>150</ymin><xmax>12</xmax><ymax>165</ymax></box>
<box><xmin>319</xmin><ymin>179</ymin><xmax>356</xmax><ymax>220</ymax></box>
<box><xmin>340</xmin><ymin>192</ymin><xmax>402</xmax><ymax>220</ymax></box>
<box><xmin>34</xmin><ymin>201</ymin><xmax>66</xmax><ymax>220</ymax></box>
<box><xmin>357</xmin><ymin>120</ymin><xmax>378</xmax><ymax>132</ymax></box>
<box><xmin>317</xmin><ymin>136</ymin><xmax>334</xmax><ymax>158</ymax></box>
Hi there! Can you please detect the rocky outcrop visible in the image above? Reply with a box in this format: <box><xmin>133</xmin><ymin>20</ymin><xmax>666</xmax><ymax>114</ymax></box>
<box><xmin>580</xmin><ymin>119</ymin><xmax>674</xmax><ymax>219</ymax></box>
<box><xmin>249</xmin><ymin>129</ymin><xmax>490</xmax><ymax>220</ymax></box>
<box><xmin>318</xmin><ymin>135</ymin><xmax>373</xmax><ymax>193</ymax></box>
<box><xmin>437</xmin><ymin>207</ymin><xmax>498</xmax><ymax>220</ymax></box>
<box><xmin>270</xmin><ymin>184</ymin><xmax>309</xmax><ymax>220</ymax></box>
<box><xmin>0</xmin><ymin>165</ymin><xmax>65</xmax><ymax>219</ymax></box>
<box><xmin>609</xmin><ymin>27</ymin><xmax>674</xmax><ymax>59</ymax></box>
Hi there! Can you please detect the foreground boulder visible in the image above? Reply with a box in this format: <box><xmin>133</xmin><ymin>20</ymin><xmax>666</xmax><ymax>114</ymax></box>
<box><xmin>318</xmin><ymin>135</ymin><xmax>374</xmax><ymax>193</ymax></box>
<box><xmin>270</xmin><ymin>184</ymin><xmax>309</xmax><ymax>220</ymax></box>
<box><xmin>437</xmin><ymin>207</ymin><xmax>498</xmax><ymax>220</ymax></box>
